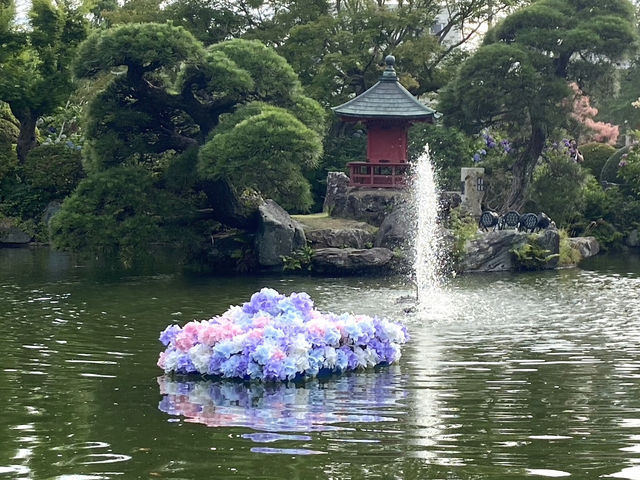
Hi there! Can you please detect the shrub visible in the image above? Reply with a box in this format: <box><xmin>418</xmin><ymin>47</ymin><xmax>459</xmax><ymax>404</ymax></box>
<box><xmin>50</xmin><ymin>166</ymin><xmax>162</xmax><ymax>267</ymax></box>
<box><xmin>510</xmin><ymin>236</ymin><xmax>559</xmax><ymax>271</ymax></box>
<box><xmin>448</xmin><ymin>208</ymin><xmax>478</xmax><ymax>270</ymax></box>
<box><xmin>579</xmin><ymin>142</ymin><xmax>616</xmax><ymax>179</ymax></box>
<box><xmin>600</xmin><ymin>146</ymin><xmax>630</xmax><ymax>184</ymax></box>
<box><xmin>528</xmin><ymin>150</ymin><xmax>588</xmax><ymax>227</ymax></box>
<box><xmin>558</xmin><ymin>229</ymin><xmax>582</xmax><ymax>267</ymax></box>
<box><xmin>409</xmin><ymin>124</ymin><xmax>475</xmax><ymax>191</ymax></box>
<box><xmin>198</xmin><ymin>105</ymin><xmax>322</xmax><ymax>212</ymax></box>
<box><xmin>23</xmin><ymin>144</ymin><xmax>84</xmax><ymax>198</ymax></box>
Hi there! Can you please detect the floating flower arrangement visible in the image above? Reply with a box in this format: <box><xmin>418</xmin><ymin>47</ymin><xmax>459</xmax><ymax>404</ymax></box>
<box><xmin>157</xmin><ymin>288</ymin><xmax>408</xmax><ymax>381</ymax></box>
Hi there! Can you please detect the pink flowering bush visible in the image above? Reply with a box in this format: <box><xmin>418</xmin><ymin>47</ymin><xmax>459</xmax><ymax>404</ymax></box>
<box><xmin>157</xmin><ymin>288</ymin><xmax>409</xmax><ymax>381</ymax></box>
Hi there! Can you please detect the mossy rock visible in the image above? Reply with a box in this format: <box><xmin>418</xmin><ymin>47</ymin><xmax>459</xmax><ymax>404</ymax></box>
<box><xmin>580</xmin><ymin>142</ymin><xmax>616</xmax><ymax>179</ymax></box>
<box><xmin>600</xmin><ymin>146</ymin><xmax>630</xmax><ymax>183</ymax></box>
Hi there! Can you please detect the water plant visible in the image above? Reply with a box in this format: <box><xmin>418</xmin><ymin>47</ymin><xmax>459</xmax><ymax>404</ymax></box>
<box><xmin>510</xmin><ymin>236</ymin><xmax>559</xmax><ymax>271</ymax></box>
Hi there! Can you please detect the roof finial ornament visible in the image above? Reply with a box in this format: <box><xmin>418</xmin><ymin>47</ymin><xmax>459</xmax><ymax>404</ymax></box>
<box><xmin>381</xmin><ymin>54</ymin><xmax>397</xmax><ymax>81</ymax></box>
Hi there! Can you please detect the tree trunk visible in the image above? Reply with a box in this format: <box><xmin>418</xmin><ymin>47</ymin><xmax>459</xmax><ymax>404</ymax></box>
<box><xmin>502</xmin><ymin>125</ymin><xmax>546</xmax><ymax>212</ymax></box>
<box><xmin>14</xmin><ymin>108</ymin><xmax>38</xmax><ymax>163</ymax></box>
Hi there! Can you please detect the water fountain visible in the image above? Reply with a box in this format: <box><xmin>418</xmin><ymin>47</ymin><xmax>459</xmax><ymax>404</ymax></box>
<box><xmin>411</xmin><ymin>145</ymin><xmax>449</xmax><ymax>316</ymax></box>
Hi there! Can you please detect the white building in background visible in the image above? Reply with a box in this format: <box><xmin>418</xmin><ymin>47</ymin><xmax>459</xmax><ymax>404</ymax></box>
<box><xmin>382</xmin><ymin>0</ymin><xmax>490</xmax><ymax>50</ymax></box>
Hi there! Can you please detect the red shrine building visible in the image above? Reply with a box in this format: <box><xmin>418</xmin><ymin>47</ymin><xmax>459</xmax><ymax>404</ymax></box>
<box><xmin>332</xmin><ymin>55</ymin><xmax>437</xmax><ymax>188</ymax></box>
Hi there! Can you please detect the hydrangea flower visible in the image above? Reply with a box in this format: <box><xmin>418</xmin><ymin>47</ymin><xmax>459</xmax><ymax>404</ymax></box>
<box><xmin>157</xmin><ymin>288</ymin><xmax>409</xmax><ymax>381</ymax></box>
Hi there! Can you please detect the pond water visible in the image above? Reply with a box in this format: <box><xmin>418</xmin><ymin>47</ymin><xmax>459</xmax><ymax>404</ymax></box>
<box><xmin>2</xmin><ymin>248</ymin><xmax>640</xmax><ymax>479</ymax></box>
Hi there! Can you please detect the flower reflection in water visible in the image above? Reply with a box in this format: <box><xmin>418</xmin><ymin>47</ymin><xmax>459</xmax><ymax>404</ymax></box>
<box><xmin>157</xmin><ymin>367</ymin><xmax>407</xmax><ymax>434</ymax></box>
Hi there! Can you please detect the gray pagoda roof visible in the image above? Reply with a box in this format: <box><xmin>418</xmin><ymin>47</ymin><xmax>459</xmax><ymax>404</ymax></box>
<box><xmin>332</xmin><ymin>55</ymin><xmax>438</xmax><ymax>121</ymax></box>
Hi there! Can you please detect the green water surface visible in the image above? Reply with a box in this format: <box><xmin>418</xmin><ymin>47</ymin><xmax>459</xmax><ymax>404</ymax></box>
<box><xmin>1</xmin><ymin>248</ymin><xmax>640</xmax><ymax>479</ymax></box>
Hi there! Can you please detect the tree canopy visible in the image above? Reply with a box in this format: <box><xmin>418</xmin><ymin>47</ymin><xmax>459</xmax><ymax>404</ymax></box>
<box><xmin>50</xmin><ymin>23</ymin><xmax>325</xmax><ymax>262</ymax></box>
<box><xmin>441</xmin><ymin>0</ymin><xmax>637</xmax><ymax>210</ymax></box>
<box><xmin>0</xmin><ymin>0</ymin><xmax>87</xmax><ymax>161</ymax></box>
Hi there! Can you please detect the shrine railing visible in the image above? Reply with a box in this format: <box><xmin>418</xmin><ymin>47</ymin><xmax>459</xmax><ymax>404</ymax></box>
<box><xmin>347</xmin><ymin>162</ymin><xmax>409</xmax><ymax>188</ymax></box>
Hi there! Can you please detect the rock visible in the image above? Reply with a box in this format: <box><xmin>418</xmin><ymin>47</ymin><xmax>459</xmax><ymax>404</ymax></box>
<box><xmin>0</xmin><ymin>219</ymin><xmax>32</xmax><ymax>245</ymax></box>
<box><xmin>375</xmin><ymin>203</ymin><xmax>412</xmax><ymax>250</ymax></box>
<box><xmin>462</xmin><ymin>229</ymin><xmax>562</xmax><ymax>272</ymax></box>
<box><xmin>536</xmin><ymin>228</ymin><xmax>560</xmax><ymax>269</ymax></box>
<box><xmin>461</xmin><ymin>230</ymin><xmax>528</xmax><ymax>272</ymax></box>
<box><xmin>625</xmin><ymin>229</ymin><xmax>640</xmax><ymax>248</ymax></box>
<box><xmin>335</xmin><ymin>188</ymin><xmax>407</xmax><ymax>226</ymax></box>
<box><xmin>255</xmin><ymin>200</ymin><xmax>306</xmax><ymax>267</ymax></box>
<box><xmin>569</xmin><ymin>236</ymin><xmax>600</xmax><ymax>259</ymax></box>
<box><xmin>306</xmin><ymin>228</ymin><xmax>375</xmax><ymax>249</ymax></box>
<box><xmin>323</xmin><ymin>172</ymin><xmax>351</xmax><ymax>215</ymax></box>
<box><xmin>202</xmin><ymin>179</ymin><xmax>262</xmax><ymax>230</ymax></box>
<box><xmin>311</xmin><ymin>247</ymin><xmax>394</xmax><ymax>275</ymax></box>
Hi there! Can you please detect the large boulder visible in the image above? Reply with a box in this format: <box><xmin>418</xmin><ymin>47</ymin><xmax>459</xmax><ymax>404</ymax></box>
<box><xmin>537</xmin><ymin>228</ymin><xmax>561</xmax><ymax>269</ymax></box>
<box><xmin>311</xmin><ymin>247</ymin><xmax>394</xmax><ymax>275</ymax></box>
<box><xmin>334</xmin><ymin>188</ymin><xmax>407</xmax><ymax>226</ymax></box>
<box><xmin>323</xmin><ymin>172</ymin><xmax>351</xmax><ymax>215</ymax></box>
<box><xmin>462</xmin><ymin>229</ymin><xmax>561</xmax><ymax>272</ymax></box>
<box><xmin>202</xmin><ymin>179</ymin><xmax>262</xmax><ymax>230</ymax></box>
<box><xmin>306</xmin><ymin>228</ymin><xmax>375</xmax><ymax>249</ymax></box>
<box><xmin>324</xmin><ymin>172</ymin><xmax>407</xmax><ymax>226</ymax></box>
<box><xmin>0</xmin><ymin>218</ymin><xmax>32</xmax><ymax>245</ymax></box>
<box><xmin>375</xmin><ymin>203</ymin><xmax>412</xmax><ymax>250</ymax></box>
<box><xmin>255</xmin><ymin>200</ymin><xmax>306</xmax><ymax>267</ymax></box>
<box><xmin>461</xmin><ymin>230</ymin><xmax>528</xmax><ymax>272</ymax></box>
<box><xmin>569</xmin><ymin>236</ymin><xmax>600</xmax><ymax>259</ymax></box>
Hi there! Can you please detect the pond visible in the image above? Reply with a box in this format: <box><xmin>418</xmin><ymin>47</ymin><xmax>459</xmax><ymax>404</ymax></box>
<box><xmin>1</xmin><ymin>247</ymin><xmax>640</xmax><ymax>479</ymax></box>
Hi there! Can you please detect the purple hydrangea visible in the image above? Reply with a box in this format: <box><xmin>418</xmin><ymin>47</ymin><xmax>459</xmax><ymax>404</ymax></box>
<box><xmin>157</xmin><ymin>289</ymin><xmax>409</xmax><ymax>382</ymax></box>
<box><xmin>159</xmin><ymin>324</ymin><xmax>181</xmax><ymax>346</ymax></box>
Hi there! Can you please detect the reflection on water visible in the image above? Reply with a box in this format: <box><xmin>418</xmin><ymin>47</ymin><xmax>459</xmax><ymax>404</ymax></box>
<box><xmin>3</xmin><ymin>248</ymin><xmax>640</xmax><ymax>478</ymax></box>
<box><xmin>158</xmin><ymin>368</ymin><xmax>407</xmax><ymax>454</ymax></box>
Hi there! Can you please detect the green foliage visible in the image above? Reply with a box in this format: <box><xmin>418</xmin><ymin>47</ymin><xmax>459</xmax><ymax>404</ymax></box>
<box><xmin>271</xmin><ymin>0</ymin><xmax>516</xmax><ymax>106</ymax></box>
<box><xmin>510</xmin><ymin>236</ymin><xmax>559</xmax><ymax>271</ymax></box>
<box><xmin>49</xmin><ymin>166</ymin><xmax>163</xmax><ymax>267</ymax></box>
<box><xmin>570</xmin><ymin>179</ymin><xmax>640</xmax><ymax>250</ymax></box>
<box><xmin>74</xmin><ymin>22</ymin><xmax>203</xmax><ymax>78</ymax></box>
<box><xmin>580</xmin><ymin>142</ymin><xmax>616</xmax><ymax>179</ymax></box>
<box><xmin>281</xmin><ymin>245</ymin><xmax>314</xmax><ymax>272</ymax></box>
<box><xmin>409</xmin><ymin>124</ymin><xmax>475</xmax><ymax>191</ymax></box>
<box><xmin>528</xmin><ymin>150</ymin><xmax>589</xmax><ymax>227</ymax></box>
<box><xmin>597</xmin><ymin>62</ymin><xmax>640</xmax><ymax>130</ymax></box>
<box><xmin>307</xmin><ymin>122</ymin><xmax>366</xmax><ymax>211</ymax></box>
<box><xmin>617</xmin><ymin>142</ymin><xmax>640</xmax><ymax>196</ymax></box>
<box><xmin>478</xmin><ymin>151</ymin><xmax>515</xmax><ymax>212</ymax></box>
<box><xmin>23</xmin><ymin>144</ymin><xmax>84</xmax><ymax>198</ymax></box>
<box><xmin>558</xmin><ymin>229</ymin><xmax>582</xmax><ymax>267</ymax></box>
<box><xmin>199</xmin><ymin>105</ymin><xmax>322</xmax><ymax>212</ymax></box>
<box><xmin>440</xmin><ymin>0</ymin><xmax>637</xmax><ymax>210</ymax></box>
<box><xmin>0</xmin><ymin>0</ymin><xmax>88</xmax><ymax>161</ymax></box>
<box><xmin>600</xmin><ymin>146</ymin><xmax>630</xmax><ymax>184</ymax></box>
<box><xmin>58</xmin><ymin>27</ymin><xmax>324</xmax><ymax>265</ymax></box>
<box><xmin>210</xmin><ymin>39</ymin><xmax>300</xmax><ymax>103</ymax></box>
<box><xmin>0</xmin><ymin>141</ymin><xmax>16</xmax><ymax>183</ymax></box>
<box><xmin>448</xmin><ymin>208</ymin><xmax>479</xmax><ymax>270</ymax></box>
<box><xmin>0</xmin><ymin>179</ymin><xmax>48</xmax><ymax>220</ymax></box>
<box><xmin>0</xmin><ymin>102</ymin><xmax>19</xmax><ymax>145</ymax></box>
<box><xmin>0</xmin><ymin>102</ymin><xmax>18</xmax><ymax>182</ymax></box>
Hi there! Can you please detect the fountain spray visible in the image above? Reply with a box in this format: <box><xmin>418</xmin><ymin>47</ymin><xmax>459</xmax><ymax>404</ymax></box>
<box><xmin>412</xmin><ymin>145</ymin><xmax>445</xmax><ymax>310</ymax></box>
